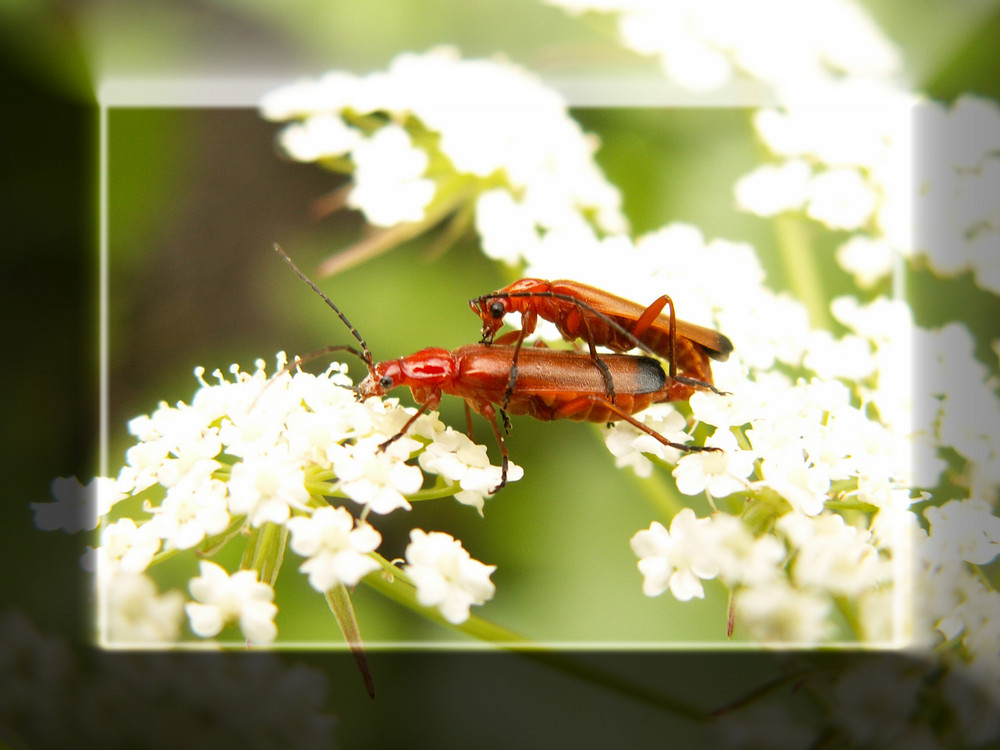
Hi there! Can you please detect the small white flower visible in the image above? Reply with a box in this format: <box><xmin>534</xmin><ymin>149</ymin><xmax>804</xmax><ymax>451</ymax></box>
<box><xmin>832</xmin><ymin>295</ymin><xmax>912</xmax><ymax>346</ymax></box>
<box><xmin>689</xmin><ymin>390</ymin><xmax>754</xmax><ymax>430</ymax></box>
<box><xmin>146</xmin><ymin>469</ymin><xmax>231</xmax><ymax>550</ymax></box>
<box><xmin>32</xmin><ymin>476</ymin><xmax>121</xmax><ymax>534</ymax></box>
<box><xmin>924</xmin><ymin>498</ymin><xmax>1000</xmax><ymax>566</ymax></box>
<box><xmin>186</xmin><ymin>560</ymin><xmax>278</xmax><ymax>644</ymax></box>
<box><xmin>733</xmin><ymin>159</ymin><xmax>811</xmax><ymax>216</ymax></box>
<box><xmin>287</xmin><ymin>506</ymin><xmax>382</xmax><ymax>591</ymax></box>
<box><xmin>278</xmin><ymin>113</ymin><xmax>361</xmax><ymax>161</ymax></box>
<box><xmin>475</xmin><ymin>189</ymin><xmax>543</xmax><ymax>263</ymax></box>
<box><xmin>227</xmin><ymin>446</ymin><xmax>311</xmax><ymax>526</ymax></box>
<box><xmin>835</xmin><ymin>234</ymin><xmax>895</xmax><ymax>287</ymax></box>
<box><xmin>630</xmin><ymin>509</ymin><xmax>719</xmax><ymax>601</ymax></box>
<box><xmin>418</xmin><ymin>430</ymin><xmax>522</xmax><ymax>513</ymax></box>
<box><xmin>735</xmin><ymin>581</ymin><xmax>834</xmax><ymax>644</ymax></box>
<box><xmin>805</xmin><ymin>168</ymin><xmax>879</xmax><ymax>231</ymax></box>
<box><xmin>706</xmin><ymin>513</ymin><xmax>786</xmax><ymax>588</ymax></box>
<box><xmin>672</xmin><ymin>430</ymin><xmax>755</xmax><ymax>498</ymax></box>
<box><xmin>330</xmin><ymin>441</ymin><xmax>422</xmax><ymax>515</ymax></box>
<box><xmin>346</xmin><ymin>124</ymin><xmax>436</xmax><ymax>227</ymax></box>
<box><xmin>801</xmin><ymin>330</ymin><xmax>875</xmax><ymax>381</ymax></box>
<box><xmin>758</xmin><ymin>450</ymin><xmax>830</xmax><ymax>516</ymax></box>
<box><xmin>404</xmin><ymin>529</ymin><xmax>496</xmax><ymax>624</ymax></box>
<box><xmin>777</xmin><ymin>512</ymin><xmax>887</xmax><ymax>597</ymax></box>
<box><xmin>603</xmin><ymin>403</ymin><xmax>691</xmax><ymax>477</ymax></box>
<box><xmin>97</xmin><ymin>518</ymin><xmax>161</xmax><ymax>574</ymax></box>
<box><xmin>105</xmin><ymin>571</ymin><xmax>185</xmax><ymax>644</ymax></box>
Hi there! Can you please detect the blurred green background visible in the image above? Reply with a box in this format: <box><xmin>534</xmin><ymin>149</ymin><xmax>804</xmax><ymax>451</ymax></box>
<box><xmin>4</xmin><ymin>0</ymin><xmax>1000</xmax><ymax>744</ymax></box>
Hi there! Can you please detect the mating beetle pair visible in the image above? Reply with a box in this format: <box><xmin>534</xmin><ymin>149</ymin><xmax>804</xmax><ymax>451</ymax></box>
<box><xmin>275</xmin><ymin>246</ymin><xmax>733</xmax><ymax>491</ymax></box>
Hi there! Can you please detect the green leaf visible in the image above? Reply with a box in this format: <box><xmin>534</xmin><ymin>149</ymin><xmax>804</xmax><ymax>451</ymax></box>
<box><xmin>325</xmin><ymin>584</ymin><xmax>376</xmax><ymax>699</ymax></box>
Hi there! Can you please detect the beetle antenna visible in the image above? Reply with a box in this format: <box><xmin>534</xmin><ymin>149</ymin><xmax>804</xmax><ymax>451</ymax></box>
<box><xmin>273</xmin><ymin>243</ymin><xmax>374</xmax><ymax>367</ymax></box>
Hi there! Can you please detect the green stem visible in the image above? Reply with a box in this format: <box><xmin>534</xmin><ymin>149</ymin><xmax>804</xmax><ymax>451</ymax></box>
<box><xmin>407</xmin><ymin>480</ymin><xmax>466</xmax><ymax>502</ymax></box>
<box><xmin>241</xmin><ymin>522</ymin><xmax>288</xmax><ymax>587</ymax></box>
<box><xmin>833</xmin><ymin>595</ymin><xmax>861</xmax><ymax>639</ymax></box>
<box><xmin>325</xmin><ymin>584</ymin><xmax>376</xmax><ymax>699</ymax></box>
<box><xmin>774</xmin><ymin>214</ymin><xmax>831</xmax><ymax>330</ymax></box>
<box><xmin>823</xmin><ymin>499</ymin><xmax>878</xmax><ymax>513</ymax></box>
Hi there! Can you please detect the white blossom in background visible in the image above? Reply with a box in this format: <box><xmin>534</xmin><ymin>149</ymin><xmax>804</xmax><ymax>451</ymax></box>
<box><xmin>186</xmin><ymin>560</ymin><xmax>278</xmax><ymax>644</ymax></box>
<box><xmin>287</xmin><ymin>506</ymin><xmax>382</xmax><ymax>592</ymax></box>
<box><xmin>732</xmin><ymin>158</ymin><xmax>811</xmax><ymax>217</ymax></box>
<box><xmin>833</xmin><ymin>235</ymin><xmax>895</xmax><ymax>288</ymax></box>
<box><xmin>738</xmin><ymin>92</ymin><xmax>1000</xmax><ymax>301</ymax></box>
<box><xmin>924</xmin><ymin>498</ymin><xmax>1000</xmax><ymax>566</ymax></box>
<box><xmin>260</xmin><ymin>45</ymin><xmax>626</xmax><ymax>260</ymax></box>
<box><xmin>346</xmin><ymin>124</ymin><xmax>435</xmax><ymax>226</ymax></box>
<box><xmin>543</xmin><ymin>0</ymin><xmax>901</xmax><ymax>95</ymax></box>
<box><xmin>404</xmin><ymin>529</ymin><xmax>497</xmax><ymax>624</ymax></box>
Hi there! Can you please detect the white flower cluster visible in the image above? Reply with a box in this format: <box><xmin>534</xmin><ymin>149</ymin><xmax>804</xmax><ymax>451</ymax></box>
<box><xmin>39</xmin><ymin>356</ymin><xmax>513</xmax><ymax>644</ymax></box>
<box><xmin>261</xmin><ymin>45</ymin><xmax>626</xmax><ymax>260</ymax></box>
<box><xmin>508</xmin><ymin>220</ymin><xmax>943</xmax><ymax>646</ymax></box>
<box><xmin>737</xmin><ymin>92</ymin><xmax>1000</xmax><ymax>296</ymax></box>
<box><xmin>543</xmin><ymin>0</ymin><xmax>901</xmax><ymax>95</ymax></box>
<box><xmin>632</xmin><ymin>505</ymin><xmax>891</xmax><ymax>646</ymax></box>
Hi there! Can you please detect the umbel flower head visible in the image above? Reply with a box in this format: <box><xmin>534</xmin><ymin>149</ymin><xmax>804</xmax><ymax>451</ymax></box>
<box><xmin>260</xmin><ymin>46</ymin><xmax>627</xmax><ymax>273</ymax></box>
<box><xmin>80</xmin><ymin>354</ymin><xmax>518</xmax><ymax>644</ymax></box>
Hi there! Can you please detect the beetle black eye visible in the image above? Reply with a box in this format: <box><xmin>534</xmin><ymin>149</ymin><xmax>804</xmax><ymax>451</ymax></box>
<box><xmin>379</xmin><ymin>375</ymin><xmax>393</xmax><ymax>390</ymax></box>
<box><xmin>489</xmin><ymin>301</ymin><xmax>505</xmax><ymax>319</ymax></box>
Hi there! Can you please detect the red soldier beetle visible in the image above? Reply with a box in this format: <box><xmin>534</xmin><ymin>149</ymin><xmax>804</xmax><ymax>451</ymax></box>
<box><xmin>273</xmin><ymin>246</ymin><xmax>720</xmax><ymax>492</ymax></box>
<box><xmin>469</xmin><ymin>278</ymin><xmax>733</xmax><ymax>406</ymax></box>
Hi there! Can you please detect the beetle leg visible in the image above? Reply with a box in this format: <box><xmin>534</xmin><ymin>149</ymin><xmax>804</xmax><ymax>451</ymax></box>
<box><xmin>378</xmin><ymin>392</ymin><xmax>441</xmax><ymax>452</ymax></box>
<box><xmin>554</xmin><ymin>395</ymin><xmax>721</xmax><ymax>455</ymax></box>
<box><xmin>504</xmin><ymin>328</ymin><xmax>528</xmax><ymax>411</ymax></box>
<box><xmin>474</xmin><ymin>401</ymin><xmax>510</xmax><ymax>493</ymax></box>
<box><xmin>674</xmin><ymin>374</ymin><xmax>727</xmax><ymax>396</ymax></box>
<box><xmin>631</xmin><ymin>295</ymin><xmax>677</xmax><ymax>379</ymax></box>
<box><xmin>578</xmin><ymin>311</ymin><xmax>616</xmax><ymax>404</ymax></box>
